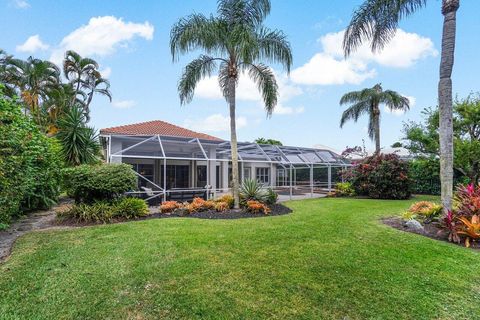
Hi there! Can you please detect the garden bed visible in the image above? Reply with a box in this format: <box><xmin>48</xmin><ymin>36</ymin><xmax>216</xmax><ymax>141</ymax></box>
<box><xmin>55</xmin><ymin>203</ymin><xmax>292</xmax><ymax>227</ymax></box>
<box><xmin>382</xmin><ymin>216</ymin><xmax>480</xmax><ymax>250</ymax></box>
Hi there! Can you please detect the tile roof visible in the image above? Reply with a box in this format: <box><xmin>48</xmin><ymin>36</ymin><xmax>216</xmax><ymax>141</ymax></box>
<box><xmin>100</xmin><ymin>120</ymin><xmax>223</xmax><ymax>141</ymax></box>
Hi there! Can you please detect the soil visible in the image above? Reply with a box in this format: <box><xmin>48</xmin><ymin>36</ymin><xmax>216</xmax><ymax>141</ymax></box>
<box><xmin>382</xmin><ymin>216</ymin><xmax>480</xmax><ymax>250</ymax></box>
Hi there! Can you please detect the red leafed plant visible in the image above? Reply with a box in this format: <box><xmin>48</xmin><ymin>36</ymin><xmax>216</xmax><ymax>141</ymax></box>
<box><xmin>160</xmin><ymin>201</ymin><xmax>182</xmax><ymax>213</ymax></box>
<box><xmin>246</xmin><ymin>200</ymin><xmax>271</xmax><ymax>215</ymax></box>
<box><xmin>454</xmin><ymin>183</ymin><xmax>480</xmax><ymax>218</ymax></box>
<box><xmin>456</xmin><ymin>215</ymin><xmax>480</xmax><ymax>248</ymax></box>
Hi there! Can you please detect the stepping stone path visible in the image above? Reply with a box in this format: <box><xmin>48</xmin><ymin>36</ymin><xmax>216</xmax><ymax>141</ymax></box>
<box><xmin>0</xmin><ymin>200</ymin><xmax>71</xmax><ymax>263</ymax></box>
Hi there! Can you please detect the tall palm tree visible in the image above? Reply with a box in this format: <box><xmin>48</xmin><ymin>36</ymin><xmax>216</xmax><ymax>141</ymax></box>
<box><xmin>340</xmin><ymin>83</ymin><xmax>410</xmax><ymax>153</ymax></box>
<box><xmin>63</xmin><ymin>50</ymin><xmax>112</xmax><ymax>120</ymax></box>
<box><xmin>5</xmin><ymin>56</ymin><xmax>60</xmax><ymax>124</ymax></box>
<box><xmin>342</xmin><ymin>0</ymin><xmax>460</xmax><ymax>210</ymax></box>
<box><xmin>170</xmin><ymin>0</ymin><xmax>292</xmax><ymax>208</ymax></box>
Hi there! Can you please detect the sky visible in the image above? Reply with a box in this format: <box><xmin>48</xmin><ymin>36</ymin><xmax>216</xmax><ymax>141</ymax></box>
<box><xmin>2</xmin><ymin>0</ymin><xmax>480</xmax><ymax>152</ymax></box>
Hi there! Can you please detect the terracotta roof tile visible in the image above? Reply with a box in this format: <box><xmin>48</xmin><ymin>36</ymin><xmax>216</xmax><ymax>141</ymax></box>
<box><xmin>100</xmin><ymin>120</ymin><xmax>223</xmax><ymax>141</ymax></box>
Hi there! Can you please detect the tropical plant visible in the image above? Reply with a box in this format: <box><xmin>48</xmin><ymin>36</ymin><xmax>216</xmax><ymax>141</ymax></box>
<box><xmin>342</xmin><ymin>0</ymin><xmax>460</xmax><ymax>211</ymax></box>
<box><xmin>339</xmin><ymin>83</ymin><xmax>410</xmax><ymax>153</ymax></box>
<box><xmin>215</xmin><ymin>194</ymin><xmax>235</xmax><ymax>208</ymax></box>
<box><xmin>4</xmin><ymin>56</ymin><xmax>60</xmax><ymax>125</ymax></box>
<box><xmin>160</xmin><ymin>201</ymin><xmax>182</xmax><ymax>213</ymax></box>
<box><xmin>0</xmin><ymin>92</ymin><xmax>62</xmax><ymax>225</ymax></box>
<box><xmin>254</xmin><ymin>137</ymin><xmax>283</xmax><ymax>146</ymax></box>
<box><xmin>408</xmin><ymin>201</ymin><xmax>443</xmax><ymax>218</ymax></box>
<box><xmin>56</xmin><ymin>105</ymin><xmax>101</xmax><ymax>166</ymax></box>
<box><xmin>246</xmin><ymin>200</ymin><xmax>271</xmax><ymax>215</ymax></box>
<box><xmin>343</xmin><ymin>153</ymin><xmax>411</xmax><ymax>200</ymax></box>
<box><xmin>63</xmin><ymin>50</ymin><xmax>112</xmax><ymax>120</ymax></box>
<box><xmin>62</xmin><ymin>163</ymin><xmax>137</xmax><ymax>203</ymax></box>
<box><xmin>334</xmin><ymin>182</ymin><xmax>355</xmax><ymax>197</ymax></box>
<box><xmin>170</xmin><ymin>0</ymin><xmax>292</xmax><ymax>208</ymax></box>
<box><xmin>240</xmin><ymin>178</ymin><xmax>266</xmax><ymax>203</ymax></box>
<box><xmin>456</xmin><ymin>215</ymin><xmax>480</xmax><ymax>247</ymax></box>
<box><xmin>113</xmin><ymin>197</ymin><xmax>149</xmax><ymax>219</ymax></box>
<box><xmin>264</xmin><ymin>187</ymin><xmax>278</xmax><ymax>205</ymax></box>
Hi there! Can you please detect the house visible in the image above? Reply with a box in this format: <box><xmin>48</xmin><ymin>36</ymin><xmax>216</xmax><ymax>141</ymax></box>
<box><xmin>100</xmin><ymin>120</ymin><xmax>349</xmax><ymax>202</ymax></box>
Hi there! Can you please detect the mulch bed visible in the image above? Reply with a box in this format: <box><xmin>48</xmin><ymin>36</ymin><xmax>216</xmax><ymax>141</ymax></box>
<box><xmin>55</xmin><ymin>203</ymin><xmax>293</xmax><ymax>228</ymax></box>
<box><xmin>154</xmin><ymin>203</ymin><xmax>292</xmax><ymax>219</ymax></box>
<box><xmin>382</xmin><ymin>216</ymin><xmax>480</xmax><ymax>250</ymax></box>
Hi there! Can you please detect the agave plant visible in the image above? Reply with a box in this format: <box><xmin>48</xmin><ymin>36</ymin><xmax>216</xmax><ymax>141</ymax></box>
<box><xmin>240</xmin><ymin>179</ymin><xmax>266</xmax><ymax>203</ymax></box>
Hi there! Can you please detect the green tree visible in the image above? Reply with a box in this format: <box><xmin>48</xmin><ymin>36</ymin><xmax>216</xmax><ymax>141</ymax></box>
<box><xmin>254</xmin><ymin>137</ymin><xmax>283</xmax><ymax>146</ymax></box>
<box><xmin>339</xmin><ymin>83</ymin><xmax>409</xmax><ymax>153</ymax></box>
<box><xmin>56</xmin><ymin>105</ymin><xmax>101</xmax><ymax>166</ymax></box>
<box><xmin>342</xmin><ymin>0</ymin><xmax>460</xmax><ymax>210</ymax></box>
<box><xmin>63</xmin><ymin>50</ymin><xmax>112</xmax><ymax>120</ymax></box>
<box><xmin>403</xmin><ymin>94</ymin><xmax>480</xmax><ymax>184</ymax></box>
<box><xmin>170</xmin><ymin>0</ymin><xmax>292</xmax><ymax>208</ymax></box>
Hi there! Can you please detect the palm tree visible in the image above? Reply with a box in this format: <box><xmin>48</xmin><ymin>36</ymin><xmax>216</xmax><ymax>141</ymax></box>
<box><xmin>56</xmin><ymin>104</ymin><xmax>101</xmax><ymax>166</ymax></box>
<box><xmin>340</xmin><ymin>83</ymin><xmax>409</xmax><ymax>153</ymax></box>
<box><xmin>170</xmin><ymin>0</ymin><xmax>292</xmax><ymax>208</ymax></box>
<box><xmin>342</xmin><ymin>0</ymin><xmax>460</xmax><ymax>211</ymax></box>
<box><xmin>63</xmin><ymin>50</ymin><xmax>112</xmax><ymax>120</ymax></box>
<box><xmin>5</xmin><ymin>56</ymin><xmax>60</xmax><ymax>124</ymax></box>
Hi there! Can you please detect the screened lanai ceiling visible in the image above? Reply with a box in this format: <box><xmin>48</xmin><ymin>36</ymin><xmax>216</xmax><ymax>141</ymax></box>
<box><xmin>107</xmin><ymin>134</ymin><xmax>348</xmax><ymax>166</ymax></box>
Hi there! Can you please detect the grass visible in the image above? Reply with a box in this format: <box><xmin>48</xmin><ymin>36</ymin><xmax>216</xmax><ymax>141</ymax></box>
<box><xmin>1</xmin><ymin>196</ymin><xmax>479</xmax><ymax>319</ymax></box>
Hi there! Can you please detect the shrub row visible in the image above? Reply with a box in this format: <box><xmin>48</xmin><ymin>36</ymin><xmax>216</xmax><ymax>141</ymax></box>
<box><xmin>58</xmin><ymin>197</ymin><xmax>149</xmax><ymax>223</ymax></box>
<box><xmin>0</xmin><ymin>96</ymin><xmax>62</xmax><ymax>225</ymax></box>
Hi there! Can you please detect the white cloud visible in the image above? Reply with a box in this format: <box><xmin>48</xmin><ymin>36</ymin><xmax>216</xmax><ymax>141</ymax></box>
<box><xmin>16</xmin><ymin>35</ymin><xmax>49</xmax><ymax>53</ymax></box>
<box><xmin>112</xmin><ymin>99</ymin><xmax>136</xmax><ymax>109</ymax></box>
<box><xmin>184</xmin><ymin>114</ymin><xmax>247</xmax><ymax>132</ymax></box>
<box><xmin>291</xmin><ymin>29</ymin><xmax>437</xmax><ymax>86</ymax></box>
<box><xmin>384</xmin><ymin>95</ymin><xmax>416</xmax><ymax>116</ymax></box>
<box><xmin>195</xmin><ymin>71</ymin><xmax>304</xmax><ymax>116</ymax></box>
<box><xmin>13</xmin><ymin>0</ymin><xmax>30</xmax><ymax>9</ymax></box>
<box><xmin>50</xmin><ymin>16</ymin><xmax>154</xmax><ymax>64</ymax></box>
<box><xmin>100</xmin><ymin>66</ymin><xmax>112</xmax><ymax>78</ymax></box>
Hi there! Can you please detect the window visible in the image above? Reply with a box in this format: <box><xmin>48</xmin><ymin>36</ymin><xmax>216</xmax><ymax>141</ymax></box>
<box><xmin>166</xmin><ymin>165</ymin><xmax>189</xmax><ymax>189</ymax></box>
<box><xmin>256</xmin><ymin>167</ymin><xmax>269</xmax><ymax>184</ymax></box>
<box><xmin>243</xmin><ymin>167</ymin><xmax>251</xmax><ymax>181</ymax></box>
<box><xmin>196</xmin><ymin>165</ymin><xmax>207</xmax><ymax>188</ymax></box>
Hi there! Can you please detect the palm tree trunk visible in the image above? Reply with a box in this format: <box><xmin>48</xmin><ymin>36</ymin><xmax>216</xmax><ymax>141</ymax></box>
<box><xmin>438</xmin><ymin>0</ymin><xmax>459</xmax><ymax>211</ymax></box>
<box><xmin>373</xmin><ymin>104</ymin><xmax>381</xmax><ymax>154</ymax></box>
<box><xmin>228</xmin><ymin>77</ymin><xmax>240</xmax><ymax>209</ymax></box>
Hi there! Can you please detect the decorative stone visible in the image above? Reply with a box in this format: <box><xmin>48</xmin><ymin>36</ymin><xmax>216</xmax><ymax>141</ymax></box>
<box><xmin>405</xmin><ymin>219</ymin><xmax>424</xmax><ymax>233</ymax></box>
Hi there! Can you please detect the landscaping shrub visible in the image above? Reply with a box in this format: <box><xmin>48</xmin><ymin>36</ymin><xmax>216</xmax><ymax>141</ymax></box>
<box><xmin>344</xmin><ymin>153</ymin><xmax>411</xmax><ymax>199</ymax></box>
<box><xmin>58</xmin><ymin>198</ymin><xmax>148</xmax><ymax>223</ymax></box>
<box><xmin>401</xmin><ymin>201</ymin><xmax>442</xmax><ymax>222</ymax></box>
<box><xmin>114</xmin><ymin>197</ymin><xmax>149</xmax><ymax>219</ymax></box>
<box><xmin>0</xmin><ymin>94</ymin><xmax>62</xmax><ymax>225</ymax></box>
<box><xmin>62</xmin><ymin>163</ymin><xmax>137</xmax><ymax>203</ymax></box>
<box><xmin>240</xmin><ymin>179</ymin><xmax>266</xmax><ymax>203</ymax></box>
<box><xmin>214</xmin><ymin>201</ymin><xmax>229</xmax><ymax>212</ymax></box>
<box><xmin>333</xmin><ymin>182</ymin><xmax>355</xmax><ymax>197</ymax></box>
<box><xmin>246</xmin><ymin>200</ymin><xmax>271</xmax><ymax>215</ymax></box>
<box><xmin>264</xmin><ymin>187</ymin><xmax>279</xmax><ymax>205</ymax></box>
<box><xmin>444</xmin><ymin>184</ymin><xmax>480</xmax><ymax>247</ymax></box>
<box><xmin>160</xmin><ymin>201</ymin><xmax>182</xmax><ymax>213</ymax></box>
<box><xmin>409</xmin><ymin>158</ymin><xmax>441</xmax><ymax>195</ymax></box>
<box><xmin>215</xmin><ymin>194</ymin><xmax>234</xmax><ymax>208</ymax></box>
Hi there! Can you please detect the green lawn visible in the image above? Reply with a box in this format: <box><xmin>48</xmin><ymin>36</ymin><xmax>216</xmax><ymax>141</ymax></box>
<box><xmin>1</xmin><ymin>196</ymin><xmax>480</xmax><ymax>320</ymax></box>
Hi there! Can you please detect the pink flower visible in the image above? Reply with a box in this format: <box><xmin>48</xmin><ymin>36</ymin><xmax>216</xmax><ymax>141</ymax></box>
<box><xmin>467</xmin><ymin>183</ymin><xmax>475</xmax><ymax>195</ymax></box>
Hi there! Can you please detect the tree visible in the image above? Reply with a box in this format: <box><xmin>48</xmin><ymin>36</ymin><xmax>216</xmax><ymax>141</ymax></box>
<box><xmin>63</xmin><ymin>50</ymin><xmax>112</xmax><ymax>120</ymax></box>
<box><xmin>403</xmin><ymin>94</ymin><xmax>480</xmax><ymax>184</ymax></box>
<box><xmin>56</xmin><ymin>105</ymin><xmax>101</xmax><ymax>166</ymax></box>
<box><xmin>342</xmin><ymin>0</ymin><xmax>460</xmax><ymax>210</ymax></box>
<box><xmin>339</xmin><ymin>83</ymin><xmax>409</xmax><ymax>153</ymax></box>
<box><xmin>254</xmin><ymin>137</ymin><xmax>283</xmax><ymax>146</ymax></box>
<box><xmin>170</xmin><ymin>0</ymin><xmax>292</xmax><ymax>208</ymax></box>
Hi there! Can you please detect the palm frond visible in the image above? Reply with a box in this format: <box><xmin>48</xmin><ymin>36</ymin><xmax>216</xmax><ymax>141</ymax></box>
<box><xmin>256</xmin><ymin>27</ymin><xmax>292</xmax><ymax>73</ymax></box>
<box><xmin>246</xmin><ymin>63</ymin><xmax>278</xmax><ymax>116</ymax></box>
<box><xmin>170</xmin><ymin>14</ymin><xmax>226</xmax><ymax>61</ymax></box>
<box><xmin>178</xmin><ymin>55</ymin><xmax>219</xmax><ymax>105</ymax></box>
<box><xmin>339</xmin><ymin>100</ymin><xmax>370</xmax><ymax>128</ymax></box>
<box><xmin>218</xmin><ymin>0</ymin><xmax>271</xmax><ymax>27</ymax></box>
<box><xmin>381</xmin><ymin>90</ymin><xmax>410</xmax><ymax>111</ymax></box>
<box><xmin>343</xmin><ymin>0</ymin><xmax>427</xmax><ymax>57</ymax></box>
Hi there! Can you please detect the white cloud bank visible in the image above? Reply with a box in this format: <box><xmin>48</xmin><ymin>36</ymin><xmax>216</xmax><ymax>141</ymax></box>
<box><xmin>291</xmin><ymin>29</ymin><xmax>438</xmax><ymax>85</ymax></box>
<box><xmin>16</xmin><ymin>35</ymin><xmax>49</xmax><ymax>53</ymax></box>
<box><xmin>195</xmin><ymin>71</ymin><xmax>305</xmax><ymax>115</ymax></box>
<box><xmin>184</xmin><ymin>114</ymin><xmax>247</xmax><ymax>133</ymax></box>
<box><xmin>50</xmin><ymin>16</ymin><xmax>154</xmax><ymax>64</ymax></box>
<box><xmin>13</xmin><ymin>0</ymin><xmax>30</xmax><ymax>9</ymax></box>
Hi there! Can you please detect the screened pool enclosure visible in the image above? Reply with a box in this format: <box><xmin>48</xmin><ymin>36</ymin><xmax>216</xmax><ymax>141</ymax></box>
<box><xmin>102</xmin><ymin>134</ymin><xmax>350</xmax><ymax>203</ymax></box>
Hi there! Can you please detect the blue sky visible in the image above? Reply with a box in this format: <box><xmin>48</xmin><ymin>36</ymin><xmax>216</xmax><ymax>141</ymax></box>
<box><xmin>2</xmin><ymin>0</ymin><xmax>480</xmax><ymax>151</ymax></box>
